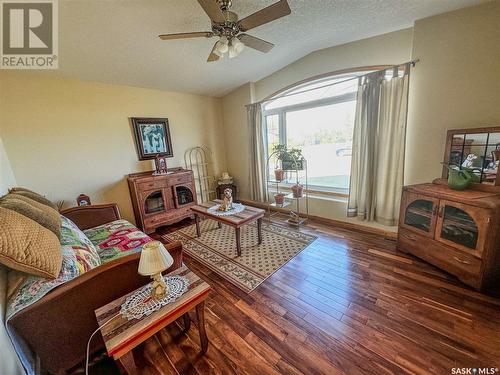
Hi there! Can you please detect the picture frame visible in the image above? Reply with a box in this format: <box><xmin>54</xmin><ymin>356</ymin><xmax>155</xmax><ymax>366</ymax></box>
<box><xmin>76</xmin><ymin>194</ymin><xmax>91</xmax><ymax>206</ymax></box>
<box><xmin>154</xmin><ymin>155</ymin><xmax>169</xmax><ymax>175</ymax></box>
<box><xmin>130</xmin><ymin>117</ymin><xmax>173</xmax><ymax>160</ymax></box>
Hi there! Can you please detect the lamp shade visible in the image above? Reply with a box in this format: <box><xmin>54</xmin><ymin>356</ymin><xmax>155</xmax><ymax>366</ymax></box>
<box><xmin>228</xmin><ymin>37</ymin><xmax>244</xmax><ymax>58</ymax></box>
<box><xmin>138</xmin><ymin>241</ymin><xmax>173</xmax><ymax>276</ymax></box>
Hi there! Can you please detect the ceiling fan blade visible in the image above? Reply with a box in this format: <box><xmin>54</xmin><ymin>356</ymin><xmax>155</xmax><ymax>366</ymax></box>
<box><xmin>207</xmin><ymin>42</ymin><xmax>220</xmax><ymax>62</ymax></box>
<box><xmin>238</xmin><ymin>34</ymin><xmax>274</xmax><ymax>53</ymax></box>
<box><xmin>197</xmin><ymin>0</ymin><xmax>226</xmax><ymax>23</ymax></box>
<box><xmin>238</xmin><ymin>0</ymin><xmax>291</xmax><ymax>32</ymax></box>
<box><xmin>159</xmin><ymin>32</ymin><xmax>213</xmax><ymax>40</ymax></box>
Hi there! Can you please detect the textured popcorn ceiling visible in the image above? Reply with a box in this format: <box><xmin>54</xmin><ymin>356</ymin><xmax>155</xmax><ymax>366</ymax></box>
<box><xmin>49</xmin><ymin>0</ymin><xmax>488</xmax><ymax>97</ymax></box>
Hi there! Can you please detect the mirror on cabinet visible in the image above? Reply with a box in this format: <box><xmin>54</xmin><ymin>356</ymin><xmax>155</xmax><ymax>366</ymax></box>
<box><xmin>443</xmin><ymin>127</ymin><xmax>500</xmax><ymax>186</ymax></box>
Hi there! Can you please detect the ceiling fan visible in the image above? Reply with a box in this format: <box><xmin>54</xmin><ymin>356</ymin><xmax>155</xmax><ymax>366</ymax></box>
<box><xmin>159</xmin><ymin>0</ymin><xmax>291</xmax><ymax>62</ymax></box>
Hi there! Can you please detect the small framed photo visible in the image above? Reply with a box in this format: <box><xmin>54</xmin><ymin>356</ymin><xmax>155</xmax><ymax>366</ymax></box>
<box><xmin>130</xmin><ymin>117</ymin><xmax>173</xmax><ymax>160</ymax></box>
<box><xmin>77</xmin><ymin>194</ymin><xmax>91</xmax><ymax>206</ymax></box>
<box><xmin>154</xmin><ymin>155</ymin><xmax>169</xmax><ymax>175</ymax></box>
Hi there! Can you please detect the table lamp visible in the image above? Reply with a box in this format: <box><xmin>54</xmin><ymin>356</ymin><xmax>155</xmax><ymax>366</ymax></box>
<box><xmin>138</xmin><ymin>241</ymin><xmax>173</xmax><ymax>300</ymax></box>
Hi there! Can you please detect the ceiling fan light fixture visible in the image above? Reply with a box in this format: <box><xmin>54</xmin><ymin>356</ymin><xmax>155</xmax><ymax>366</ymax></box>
<box><xmin>228</xmin><ymin>37</ymin><xmax>244</xmax><ymax>58</ymax></box>
<box><xmin>214</xmin><ymin>36</ymin><xmax>229</xmax><ymax>56</ymax></box>
<box><xmin>159</xmin><ymin>0</ymin><xmax>291</xmax><ymax>62</ymax></box>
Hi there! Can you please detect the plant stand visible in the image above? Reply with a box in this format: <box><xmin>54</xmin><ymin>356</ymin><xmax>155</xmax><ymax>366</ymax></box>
<box><xmin>266</xmin><ymin>151</ymin><xmax>309</xmax><ymax>227</ymax></box>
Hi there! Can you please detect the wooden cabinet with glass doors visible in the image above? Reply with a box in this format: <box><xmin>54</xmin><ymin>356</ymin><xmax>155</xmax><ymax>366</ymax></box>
<box><xmin>128</xmin><ymin>168</ymin><xmax>197</xmax><ymax>234</ymax></box>
<box><xmin>397</xmin><ymin>180</ymin><xmax>500</xmax><ymax>291</ymax></box>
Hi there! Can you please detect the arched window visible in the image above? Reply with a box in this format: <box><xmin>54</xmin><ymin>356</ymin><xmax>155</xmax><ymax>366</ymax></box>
<box><xmin>263</xmin><ymin>72</ymin><xmax>368</xmax><ymax>193</ymax></box>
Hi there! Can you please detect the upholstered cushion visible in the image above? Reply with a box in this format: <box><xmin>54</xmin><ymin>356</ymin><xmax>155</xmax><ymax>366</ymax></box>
<box><xmin>8</xmin><ymin>187</ymin><xmax>58</xmax><ymax>211</ymax></box>
<box><xmin>0</xmin><ymin>194</ymin><xmax>61</xmax><ymax>238</ymax></box>
<box><xmin>0</xmin><ymin>208</ymin><xmax>62</xmax><ymax>279</ymax></box>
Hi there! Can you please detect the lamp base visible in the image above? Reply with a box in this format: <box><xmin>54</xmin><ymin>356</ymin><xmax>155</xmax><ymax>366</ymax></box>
<box><xmin>151</xmin><ymin>273</ymin><xmax>169</xmax><ymax>300</ymax></box>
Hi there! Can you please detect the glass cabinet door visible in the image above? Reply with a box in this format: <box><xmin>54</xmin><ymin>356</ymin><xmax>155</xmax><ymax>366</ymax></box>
<box><xmin>143</xmin><ymin>190</ymin><xmax>166</xmax><ymax>214</ymax></box>
<box><xmin>401</xmin><ymin>193</ymin><xmax>439</xmax><ymax>237</ymax></box>
<box><xmin>435</xmin><ymin>200</ymin><xmax>489</xmax><ymax>254</ymax></box>
<box><xmin>173</xmin><ymin>185</ymin><xmax>195</xmax><ymax>208</ymax></box>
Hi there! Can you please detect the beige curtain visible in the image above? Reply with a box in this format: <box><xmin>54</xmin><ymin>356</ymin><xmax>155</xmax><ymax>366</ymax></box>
<box><xmin>247</xmin><ymin>103</ymin><xmax>267</xmax><ymax>202</ymax></box>
<box><xmin>348</xmin><ymin>66</ymin><xmax>409</xmax><ymax>226</ymax></box>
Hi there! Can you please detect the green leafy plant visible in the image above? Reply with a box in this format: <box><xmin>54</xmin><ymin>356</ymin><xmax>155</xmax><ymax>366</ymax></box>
<box><xmin>272</xmin><ymin>144</ymin><xmax>304</xmax><ymax>170</ymax></box>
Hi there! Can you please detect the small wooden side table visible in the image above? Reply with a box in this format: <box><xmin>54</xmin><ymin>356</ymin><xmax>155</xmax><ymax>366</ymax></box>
<box><xmin>95</xmin><ymin>266</ymin><xmax>211</xmax><ymax>374</ymax></box>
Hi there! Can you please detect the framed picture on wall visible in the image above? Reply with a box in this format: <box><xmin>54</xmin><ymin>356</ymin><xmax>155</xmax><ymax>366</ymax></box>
<box><xmin>130</xmin><ymin>117</ymin><xmax>173</xmax><ymax>160</ymax></box>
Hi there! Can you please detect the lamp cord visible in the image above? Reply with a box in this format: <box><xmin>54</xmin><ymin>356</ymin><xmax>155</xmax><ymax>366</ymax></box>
<box><xmin>85</xmin><ymin>312</ymin><xmax>121</xmax><ymax>375</ymax></box>
<box><xmin>85</xmin><ymin>297</ymin><xmax>149</xmax><ymax>375</ymax></box>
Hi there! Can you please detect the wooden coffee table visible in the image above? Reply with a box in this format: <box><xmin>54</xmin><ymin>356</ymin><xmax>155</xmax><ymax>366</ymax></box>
<box><xmin>95</xmin><ymin>266</ymin><xmax>211</xmax><ymax>375</ymax></box>
<box><xmin>190</xmin><ymin>200</ymin><xmax>265</xmax><ymax>256</ymax></box>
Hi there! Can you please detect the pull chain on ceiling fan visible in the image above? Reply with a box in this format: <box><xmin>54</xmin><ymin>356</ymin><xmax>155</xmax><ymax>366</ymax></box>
<box><xmin>159</xmin><ymin>0</ymin><xmax>291</xmax><ymax>62</ymax></box>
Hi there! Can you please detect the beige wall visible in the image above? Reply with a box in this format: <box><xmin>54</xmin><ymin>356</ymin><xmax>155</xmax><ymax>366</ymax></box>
<box><xmin>221</xmin><ymin>29</ymin><xmax>413</xmax><ymax>229</ymax></box>
<box><xmin>0</xmin><ymin>72</ymin><xmax>226</xmax><ymax>223</ymax></box>
<box><xmin>405</xmin><ymin>1</ymin><xmax>500</xmax><ymax>184</ymax></box>
<box><xmin>221</xmin><ymin>82</ymin><xmax>255</xmax><ymax>200</ymax></box>
<box><xmin>254</xmin><ymin>28</ymin><xmax>414</xmax><ymax>101</ymax></box>
<box><xmin>0</xmin><ymin>136</ymin><xmax>16</xmax><ymax>196</ymax></box>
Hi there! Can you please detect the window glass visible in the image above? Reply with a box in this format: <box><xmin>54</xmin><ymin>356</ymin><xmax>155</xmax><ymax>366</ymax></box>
<box><xmin>265</xmin><ymin>114</ymin><xmax>280</xmax><ymax>155</ymax></box>
<box><xmin>264</xmin><ymin>73</ymin><xmax>360</xmax><ymax>191</ymax></box>
<box><xmin>285</xmin><ymin>101</ymin><xmax>356</xmax><ymax>189</ymax></box>
<box><xmin>265</xmin><ymin>75</ymin><xmax>359</xmax><ymax>110</ymax></box>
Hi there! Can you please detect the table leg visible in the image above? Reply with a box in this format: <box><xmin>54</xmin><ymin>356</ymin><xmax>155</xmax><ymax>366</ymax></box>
<box><xmin>257</xmin><ymin>218</ymin><xmax>263</xmax><ymax>245</ymax></box>
<box><xmin>235</xmin><ymin>227</ymin><xmax>241</xmax><ymax>256</ymax></box>
<box><xmin>118</xmin><ymin>351</ymin><xmax>140</xmax><ymax>375</ymax></box>
<box><xmin>194</xmin><ymin>214</ymin><xmax>201</xmax><ymax>237</ymax></box>
<box><xmin>182</xmin><ymin>312</ymin><xmax>191</xmax><ymax>333</ymax></box>
<box><xmin>217</xmin><ymin>221</ymin><xmax>222</xmax><ymax>229</ymax></box>
<box><xmin>196</xmin><ymin>302</ymin><xmax>209</xmax><ymax>354</ymax></box>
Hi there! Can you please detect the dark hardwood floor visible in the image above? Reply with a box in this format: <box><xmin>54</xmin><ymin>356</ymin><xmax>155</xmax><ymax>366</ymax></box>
<box><xmin>99</xmin><ymin>215</ymin><xmax>500</xmax><ymax>375</ymax></box>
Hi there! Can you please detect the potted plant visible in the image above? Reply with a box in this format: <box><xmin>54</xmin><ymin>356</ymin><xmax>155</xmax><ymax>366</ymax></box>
<box><xmin>273</xmin><ymin>193</ymin><xmax>286</xmax><ymax>205</ymax></box>
<box><xmin>291</xmin><ymin>183</ymin><xmax>304</xmax><ymax>198</ymax></box>
<box><xmin>274</xmin><ymin>168</ymin><xmax>285</xmax><ymax>182</ymax></box>
<box><xmin>272</xmin><ymin>144</ymin><xmax>304</xmax><ymax>171</ymax></box>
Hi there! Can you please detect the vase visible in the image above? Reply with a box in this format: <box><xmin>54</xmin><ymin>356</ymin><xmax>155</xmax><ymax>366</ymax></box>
<box><xmin>274</xmin><ymin>193</ymin><xmax>286</xmax><ymax>205</ymax></box>
<box><xmin>291</xmin><ymin>184</ymin><xmax>304</xmax><ymax>198</ymax></box>
<box><xmin>274</xmin><ymin>169</ymin><xmax>285</xmax><ymax>182</ymax></box>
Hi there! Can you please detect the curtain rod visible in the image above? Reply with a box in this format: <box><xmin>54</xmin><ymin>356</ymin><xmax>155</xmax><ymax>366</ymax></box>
<box><xmin>247</xmin><ymin>59</ymin><xmax>419</xmax><ymax>107</ymax></box>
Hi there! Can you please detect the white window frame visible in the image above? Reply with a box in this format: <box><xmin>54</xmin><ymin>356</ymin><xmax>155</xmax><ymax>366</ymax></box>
<box><xmin>264</xmin><ymin>90</ymin><xmax>357</xmax><ymax>195</ymax></box>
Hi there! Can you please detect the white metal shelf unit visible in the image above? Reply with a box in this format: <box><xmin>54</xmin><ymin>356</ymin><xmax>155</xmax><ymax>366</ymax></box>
<box><xmin>266</xmin><ymin>150</ymin><xmax>309</xmax><ymax>226</ymax></box>
<box><xmin>184</xmin><ymin>146</ymin><xmax>216</xmax><ymax>203</ymax></box>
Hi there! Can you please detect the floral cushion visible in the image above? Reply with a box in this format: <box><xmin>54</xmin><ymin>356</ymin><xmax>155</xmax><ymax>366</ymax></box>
<box><xmin>6</xmin><ymin>216</ymin><xmax>101</xmax><ymax>319</ymax></box>
<box><xmin>83</xmin><ymin>219</ymin><xmax>152</xmax><ymax>264</ymax></box>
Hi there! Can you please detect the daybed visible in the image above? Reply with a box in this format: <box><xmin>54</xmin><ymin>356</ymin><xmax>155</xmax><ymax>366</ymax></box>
<box><xmin>3</xmin><ymin>203</ymin><xmax>182</xmax><ymax>374</ymax></box>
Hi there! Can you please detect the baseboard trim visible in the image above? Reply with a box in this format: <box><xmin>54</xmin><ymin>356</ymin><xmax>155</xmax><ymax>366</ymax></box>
<box><xmin>239</xmin><ymin>199</ymin><xmax>398</xmax><ymax>240</ymax></box>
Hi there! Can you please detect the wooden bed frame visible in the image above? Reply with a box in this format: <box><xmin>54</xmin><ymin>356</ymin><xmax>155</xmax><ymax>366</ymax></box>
<box><xmin>8</xmin><ymin>204</ymin><xmax>183</xmax><ymax>374</ymax></box>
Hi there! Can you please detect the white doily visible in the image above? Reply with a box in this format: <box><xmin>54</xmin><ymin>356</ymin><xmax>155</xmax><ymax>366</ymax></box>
<box><xmin>120</xmin><ymin>275</ymin><xmax>189</xmax><ymax>320</ymax></box>
<box><xmin>207</xmin><ymin>203</ymin><xmax>245</xmax><ymax>216</ymax></box>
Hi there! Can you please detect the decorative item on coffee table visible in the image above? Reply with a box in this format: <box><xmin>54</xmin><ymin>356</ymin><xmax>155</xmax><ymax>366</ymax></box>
<box><xmin>216</xmin><ymin>172</ymin><xmax>237</xmax><ymax>201</ymax></box>
<box><xmin>266</xmin><ymin>144</ymin><xmax>309</xmax><ymax>226</ymax></box>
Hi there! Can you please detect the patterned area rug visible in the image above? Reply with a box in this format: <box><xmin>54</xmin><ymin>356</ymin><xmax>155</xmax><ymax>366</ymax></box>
<box><xmin>162</xmin><ymin>219</ymin><xmax>316</xmax><ymax>292</ymax></box>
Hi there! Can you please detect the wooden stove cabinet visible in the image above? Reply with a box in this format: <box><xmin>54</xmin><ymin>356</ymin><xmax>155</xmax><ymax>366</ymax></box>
<box><xmin>128</xmin><ymin>168</ymin><xmax>197</xmax><ymax>234</ymax></box>
<box><xmin>397</xmin><ymin>180</ymin><xmax>500</xmax><ymax>291</ymax></box>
